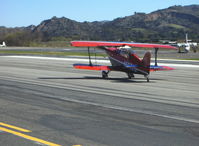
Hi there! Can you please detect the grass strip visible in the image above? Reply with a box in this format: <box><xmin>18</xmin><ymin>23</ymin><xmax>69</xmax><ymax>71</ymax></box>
<box><xmin>0</xmin><ymin>50</ymin><xmax>105</xmax><ymax>57</ymax></box>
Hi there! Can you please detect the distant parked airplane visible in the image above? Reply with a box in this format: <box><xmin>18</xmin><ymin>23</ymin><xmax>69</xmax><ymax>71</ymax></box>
<box><xmin>160</xmin><ymin>34</ymin><xmax>198</xmax><ymax>53</ymax></box>
<box><xmin>0</xmin><ymin>41</ymin><xmax>6</xmax><ymax>47</ymax></box>
<box><xmin>177</xmin><ymin>34</ymin><xmax>197</xmax><ymax>53</ymax></box>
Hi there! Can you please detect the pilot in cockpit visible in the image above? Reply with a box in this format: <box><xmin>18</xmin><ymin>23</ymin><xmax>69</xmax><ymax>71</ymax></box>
<box><xmin>118</xmin><ymin>45</ymin><xmax>133</xmax><ymax>58</ymax></box>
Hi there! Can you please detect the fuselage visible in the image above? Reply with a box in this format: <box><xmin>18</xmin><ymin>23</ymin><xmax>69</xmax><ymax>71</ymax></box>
<box><xmin>105</xmin><ymin>47</ymin><xmax>150</xmax><ymax>76</ymax></box>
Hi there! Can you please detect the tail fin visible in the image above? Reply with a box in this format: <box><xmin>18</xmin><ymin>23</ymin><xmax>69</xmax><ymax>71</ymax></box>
<box><xmin>142</xmin><ymin>52</ymin><xmax>151</xmax><ymax>73</ymax></box>
<box><xmin>2</xmin><ymin>42</ymin><xmax>6</xmax><ymax>46</ymax></box>
<box><xmin>142</xmin><ymin>52</ymin><xmax>151</xmax><ymax>67</ymax></box>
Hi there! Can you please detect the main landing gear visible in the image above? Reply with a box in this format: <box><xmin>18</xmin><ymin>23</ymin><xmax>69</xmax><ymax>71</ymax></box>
<box><xmin>102</xmin><ymin>71</ymin><xmax>149</xmax><ymax>82</ymax></box>
<box><xmin>127</xmin><ymin>72</ymin><xmax>134</xmax><ymax>79</ymax></box>
<box><xmin>128</xmin><ymin>73</ymin><xmax>149</xmax><ymax>82</ymax></box>
<box><xmin>102</xmin><ymin>71</ymin><xmax>110</xmax><ymax>79</ymax></box>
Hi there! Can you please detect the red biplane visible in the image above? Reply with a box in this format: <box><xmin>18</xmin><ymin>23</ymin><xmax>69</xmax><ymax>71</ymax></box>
<box><xmin>71</xmin><ymin>41</ymin><xmax>177</xmax><ymax>82</ymax></box>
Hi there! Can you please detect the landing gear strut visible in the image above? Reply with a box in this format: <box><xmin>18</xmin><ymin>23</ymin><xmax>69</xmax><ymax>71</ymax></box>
<box><xmin>144</xmin><ymin>75</ymin><xmax>150</xmax><ymax>82</ymax></box>
<box><xmin>154</xmin><ymin>48</ymin><xmax>159</xmax><ymax>66</ymax></box>
<box><xmin>102</xmin><ymin>71</ymin><xmax>110</xmax><ymax>79</ymax></box>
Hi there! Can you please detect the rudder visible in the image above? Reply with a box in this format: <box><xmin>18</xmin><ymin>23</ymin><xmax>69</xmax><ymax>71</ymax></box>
<box><xmin>142</xmin><ymin>52</ymin><xmax>151</xmax><ymax>73</ymax></box>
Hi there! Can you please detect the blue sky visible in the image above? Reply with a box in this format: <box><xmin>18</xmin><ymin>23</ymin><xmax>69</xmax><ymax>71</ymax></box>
<box><xmin>1</xmin><ymin>0</ymin><xmax>199</xmax><ymax>27</ymax></box>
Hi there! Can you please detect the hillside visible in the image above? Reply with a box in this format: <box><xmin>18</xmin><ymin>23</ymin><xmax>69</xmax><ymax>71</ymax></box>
<box><xmin>1</xmin><ymin>5</ymin><xmax>199</xmax><ymax>46</ymax></box>
<box><xmin>99</xmin><ymin>5</ymin><xmax>199</xmax><ymax>42</ymax></box>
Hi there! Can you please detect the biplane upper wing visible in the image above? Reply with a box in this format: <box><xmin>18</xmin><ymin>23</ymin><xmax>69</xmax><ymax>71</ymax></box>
<box><xmin>71</xmin><ymin>41</ymin><xmax>177</xmax><ymax>49</ymax></box>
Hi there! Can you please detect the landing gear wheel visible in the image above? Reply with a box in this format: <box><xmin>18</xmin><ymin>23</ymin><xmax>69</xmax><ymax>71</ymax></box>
<box><xmin>127</xmin><ymin>73</ymin><xmax>134</xmax><ymax>79</ymax></box>
<box><xmin>102</xmin><ymin>71</ymin><xmax>108</xmax><ymax>79</ymax></box>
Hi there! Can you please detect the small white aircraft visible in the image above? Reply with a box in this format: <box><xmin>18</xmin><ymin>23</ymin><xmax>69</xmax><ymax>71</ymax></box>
<box><xmin>0</xmin><ymin>41</ymin><xmax>6</xmax><ymax>47</ymax></box>
<box><xmin>177</xmin><ymin>34</ymin><xmax>197</xmax><ymax>53</ymax></box>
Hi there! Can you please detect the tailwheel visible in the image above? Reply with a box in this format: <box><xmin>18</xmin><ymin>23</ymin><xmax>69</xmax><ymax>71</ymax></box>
<box><xmin>144</xmin><ymin>75</ymin><xmax>150</xmax><ymax>82</ymax></box>
<box><xmin>127</xmin><ymin>72</ymin><xmax>134</xmax><ymax>79</ymax></box>
<box><xmin>102</xmin><ymin>71</ymin><xmax>109</xmax><ymax>79</ymax></box>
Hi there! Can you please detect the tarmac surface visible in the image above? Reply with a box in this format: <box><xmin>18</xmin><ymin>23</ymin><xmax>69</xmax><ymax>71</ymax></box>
<box><xmin>0</xmin><ymin>55</ymin><xmax>199</xmax><ymax>146</ymax></box>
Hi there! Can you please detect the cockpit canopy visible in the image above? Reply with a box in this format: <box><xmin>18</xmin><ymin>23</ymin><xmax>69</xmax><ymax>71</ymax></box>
<box><xmin>118</xmin><ymin>46</ymin><xmax>134</xmax><ymax>58</ymax></box>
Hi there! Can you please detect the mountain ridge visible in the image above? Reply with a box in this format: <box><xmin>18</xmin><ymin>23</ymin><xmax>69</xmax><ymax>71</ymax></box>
<box><xmin>1</xmin><ymin>5</ymin><xmax>199</xmax><ymax>46</ymax></box>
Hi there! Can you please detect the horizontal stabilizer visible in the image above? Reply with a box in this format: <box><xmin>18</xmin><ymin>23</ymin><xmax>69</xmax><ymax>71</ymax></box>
<box><xmin>150</xmin><ymin>65</ymin><xmax>175</xmax><ymax>71</ymax></box>
<box><xmin>73</xmin><ymin>64</ymin><xmax>111</xmax><ymax>71</ymax></box>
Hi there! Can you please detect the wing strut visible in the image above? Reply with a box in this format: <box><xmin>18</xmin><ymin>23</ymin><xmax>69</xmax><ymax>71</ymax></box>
<box><xmin>88</xmin><ymin>47</ymin><xmax>92</xmax><ymax>66</ymax></box>
<box><xmin>154</xmin><ymin>48</ymin><xmax>159</xmax><ymax>66</ymax></box>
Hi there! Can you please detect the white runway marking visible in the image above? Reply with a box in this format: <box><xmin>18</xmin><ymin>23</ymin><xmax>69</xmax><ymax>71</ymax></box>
<box><xmin>152</xmin><ymin>58</ymin><xmax>199</xmax><ymax>62</ymax></box>
<box><xmin>2</xmin><ymin>55</ymin><xmax>199</xmax><ymax>68</ymax></box>
<box><xmin>63</xmin><ymin>49</ymin><xmax>71</xmax><ymax>51</ymax></box>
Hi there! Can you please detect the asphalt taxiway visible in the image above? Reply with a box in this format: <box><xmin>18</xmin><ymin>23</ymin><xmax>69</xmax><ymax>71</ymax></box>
<box><xmin>0</xmin><ymin>55</ymin><xmax>199</xmax><ymax>146</ymax></box>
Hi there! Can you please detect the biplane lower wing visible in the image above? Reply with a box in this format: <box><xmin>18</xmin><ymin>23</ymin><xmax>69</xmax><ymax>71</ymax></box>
<box><xmin>74</xmin><ymin>64</ymin><xmax>174</xmax><ymax>72</ymax></box>
<box><xmin>73</xmin><ymin>64</ymin><xmax>111</xmax><ymax>71</ymax></box>
<box><xmin>126</xmin><ymin>65</ymin><xmax>174</xmax><ymax>70</ymax></box>
<box><xmin>150</xmin><ymin>65</ymin><xmax>174</xmax><ymax>71</ymax></box>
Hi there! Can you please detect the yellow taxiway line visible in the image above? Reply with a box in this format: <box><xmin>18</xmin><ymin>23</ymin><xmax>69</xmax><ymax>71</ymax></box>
<box><xmin>0</xmin><ymin>122</ymin><xmax>82</xmax><ymax>146</ymax></box>
<box><xmin>0</xmin><ymin>126</ymin><xmax>61</xmax><ymax>146</ymax></box>
<box><xmin>0</xmin><ymin>122</ymin><xmax>61</xmax><ymax>146</ymax></box>
<box><xmin>0</xmin><ymin>122</ymin><xmax>31</xmax><ymax>132</ymax></box>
